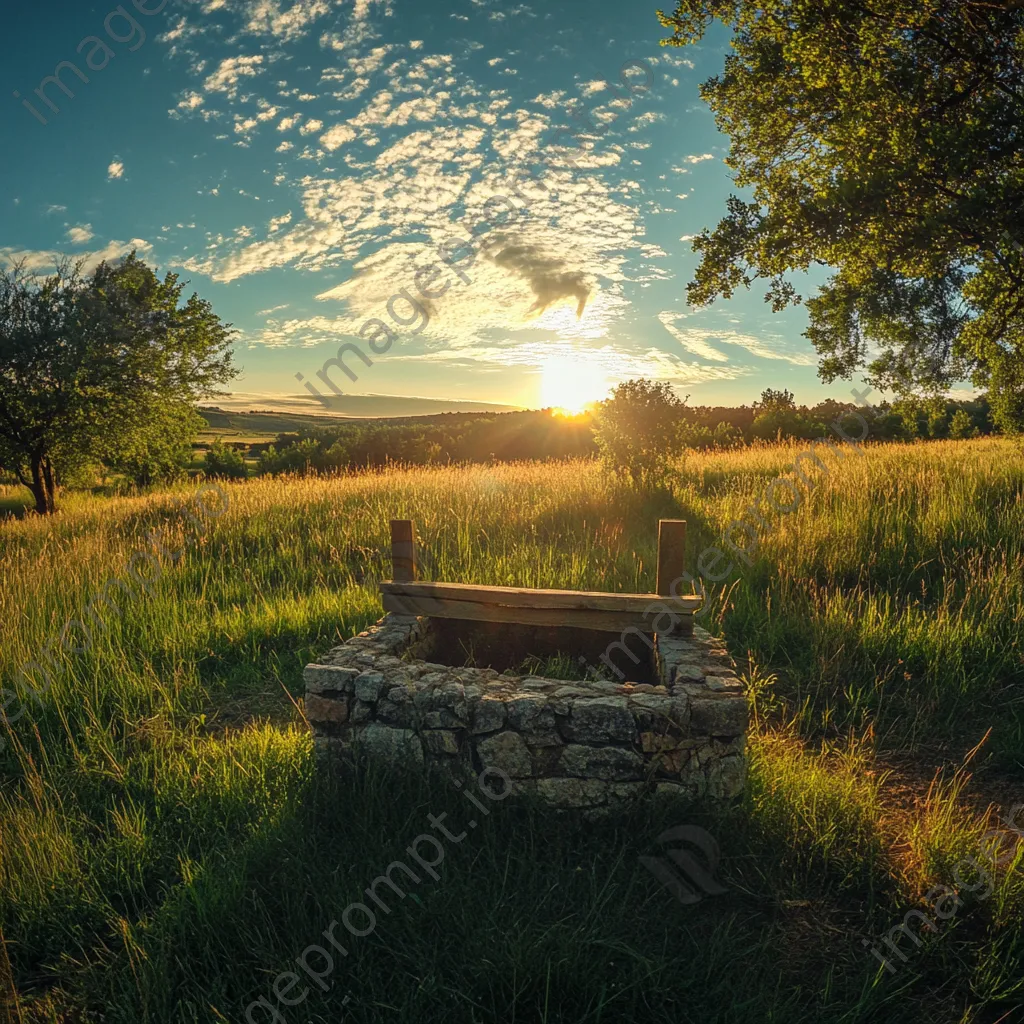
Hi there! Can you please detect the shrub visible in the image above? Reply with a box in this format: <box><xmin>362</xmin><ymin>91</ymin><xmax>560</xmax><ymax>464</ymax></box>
<box><xmin>593</xmin><ymin>379</ymin><xmax>686</xmax><ymax>485</ymax></box>
<box><xmin>949</xmin><ymin>408</ymin><xmax>980</xmax><ymax>439</ymax></box>
<box><xmin>203</xmin><ymin>440</ymin><xmax>248</xmax><ymax>479</ymax></box>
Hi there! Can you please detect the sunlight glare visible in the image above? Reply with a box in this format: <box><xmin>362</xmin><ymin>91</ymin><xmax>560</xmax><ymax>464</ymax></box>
<box><xmin>539</xmin><ymin>357</ymin><xmax>610</xmax><ymax>414</ymax></box>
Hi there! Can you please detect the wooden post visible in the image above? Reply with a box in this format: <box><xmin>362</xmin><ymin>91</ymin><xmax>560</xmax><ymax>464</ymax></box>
<box><xmin>656</xmin><ymin>519</ymin><xmax>686</xmax><ymax>597</ymax></box>
<box><xmin>391</xmin><ymin>519</ymin><xmax>417</xmax><ymax>582</ymax></box>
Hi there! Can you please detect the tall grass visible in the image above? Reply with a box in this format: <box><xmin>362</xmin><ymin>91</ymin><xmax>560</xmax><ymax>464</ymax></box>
<box><xmin>0</xmin><ymin>440</ymin><xmax>1022</xmax><ymax>1022</ymax></box>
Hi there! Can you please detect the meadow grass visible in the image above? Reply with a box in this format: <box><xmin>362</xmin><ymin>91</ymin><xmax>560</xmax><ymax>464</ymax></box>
<box><xmin>0</xmin><ymin>439</ymin><xmax>1022</xmax><ymax>1022</ymax></box>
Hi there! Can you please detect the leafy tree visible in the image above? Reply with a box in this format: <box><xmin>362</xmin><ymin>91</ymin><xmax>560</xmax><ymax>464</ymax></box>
<box><xmin>924</xmin><ymin>396</ymin><xmax>950</xmax><ymax>439</ymax></box>
<box><xmin>0</xmin><ymin>254</ymin><xmax>234</xmax><ymax>512</ymax></box>
<box><xmin>679</xmin><ymin>421</ymin><xmax>715</xmax><ymax>449</ymax></box>
<box><xmin>754</xmin><ymin>388</ymin><xmax>795</xmax><ymax>415</ymax></box>
<box><xmin>949</xmin><ymin>408</ymin><xmax>980</xmax><ymax>439</ymax></box>
<box><xmin>750</xmin><ymin>388</ymin><xmax>825</xmax><ymax>440</ymax></box>
<box><xmin>593</xmin><ymin>379</ymin><xmax>686</xmax><ymax>484</ymax></box>
<box><xmin>203</xmin><ymin>440</ymin><xmax>248</xmax><ymax>479</ymax></box>
<box><xmin>107</xmin><ymin>401</ymin><xmax>203</xmax><ymax>487</ymax></box>
<box><xmin>659</xmin><ymin>1</ymin><xmax>1024</xmax><ymax>431</ymax></box>
<box><xmin>712</xmin><ymin>420</ymin><xmax>742</xmax><ymax>447</ymax></box>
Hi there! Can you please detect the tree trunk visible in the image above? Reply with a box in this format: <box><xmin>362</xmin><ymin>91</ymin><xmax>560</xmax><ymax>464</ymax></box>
<box><xmin>29</xmin><ymin>455</ymin><xmax>57</xmax><ymax>514</ymax></box>
<box><xmin>42</xmin><ymin>458</ymin><xmax>57</xmax><ymax>512</ymax></box>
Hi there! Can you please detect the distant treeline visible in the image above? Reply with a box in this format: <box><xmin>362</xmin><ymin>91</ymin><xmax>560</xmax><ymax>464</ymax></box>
<box><xmin>203</xmin><ymin>393</ymin><xmax>997</xmax><ymax>478</ymax></box>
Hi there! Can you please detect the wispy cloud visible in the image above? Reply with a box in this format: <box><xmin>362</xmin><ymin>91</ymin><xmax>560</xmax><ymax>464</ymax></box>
<box><xmin>1</xmin><ymin>238</ymin><xmax>153</xmax><ymax>274</ymax></box>
<box><xmin>659</xmin><ymin>312</ymin><xmax>815</xmax><ymax>366</ymax></box>
<box><xmin>659</xmin><ymin>312</ymin><xmax>729</xmax><ymax>362</ymax></box>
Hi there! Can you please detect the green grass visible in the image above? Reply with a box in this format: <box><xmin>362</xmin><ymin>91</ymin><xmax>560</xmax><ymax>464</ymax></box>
<box><xmin>0</xmin><ymin>442</ymin><xmax>1023</xmax><ymax>1022</ymax></box>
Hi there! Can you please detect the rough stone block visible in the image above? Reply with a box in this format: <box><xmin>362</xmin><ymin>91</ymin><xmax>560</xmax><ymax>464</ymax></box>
<box><xmin>535</xmin><ymin>778</ymin><xmax>608</xmax><ymax>808</ymax></box>
<box><xmin>354</xmin><ymin>671</ymin><xmax>386</xmax><ymax>702</ymax></box>
<box><xmin>350</xmin><ymin>699</ymin><xmax>373</xmax><ymax>724</ymax></box>
<box><xmin>470</xmin><ymin>696</ymin><xmax>506</xmax><ymax>735</ymax></box>
<box><xmin>477</xmin><ymin>730</ymin><xmax>534</xmax><ymax>778</ymax></box>
<box><xmin>422</xmin><ymin>729</ymin><xmax>461</xmax><ymax>755</ymax></box>
<box><xmin>707</xmin><ymin>755</ymin><xmax>746</xmax><ymax>798</ymax></box>
<box><xmin>356</xmin><ymin>723</ymin><xmax>424</xmax><ymax>765</ymax></box>
<box><xmin>506</xmin><ymin>693</ymin><xmax>557</xmax><ymax>734</ymax></box>
<box><xmin>564</xmin><ymin>696</ymin><xmax>636</xmax><ymax>743</ymax></box>
<box><xmin>304</xmin><ymin>694</ymin><xmax>349</xmax><ymax>725</ymax></box>
<box><xmin>690</xmin><ymin>695</ymin><xmax>748</xmax><ymax>737</ymax></box>
<box><xmin>559</xmin><ymin>744</ymin><xmax>644</xmax><ymax>781</ymax></box>
<box><xmin>304</xmin><ymin>664</ymin><xmax>360</xmax><ymax>694</ymax></box>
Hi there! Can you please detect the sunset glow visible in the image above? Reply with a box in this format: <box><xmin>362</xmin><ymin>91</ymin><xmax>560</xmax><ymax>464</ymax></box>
<box><xmin>539</xmin><ymin>357</ymin><xmax>611</xmax><ymax>414</ymax></box>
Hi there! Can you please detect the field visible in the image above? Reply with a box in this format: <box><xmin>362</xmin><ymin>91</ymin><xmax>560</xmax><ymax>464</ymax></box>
<box><xmin>1</xmin><ymin>439</ymin><xmax>1023</xmax><ymax>1023</ymax></box>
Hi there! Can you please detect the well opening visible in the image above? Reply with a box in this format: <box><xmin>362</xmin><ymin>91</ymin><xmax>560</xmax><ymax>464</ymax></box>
<box><xmin>408</xmin><ymin>617</ymin><xmax>659</xmax><ymax>685</ymax></box>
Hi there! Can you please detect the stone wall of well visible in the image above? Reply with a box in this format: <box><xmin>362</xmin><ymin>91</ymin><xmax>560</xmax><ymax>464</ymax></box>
<box><xmin>305</xmin><ymin>614</ymin><xmax>748</xmax><ymax>810</ymax></box>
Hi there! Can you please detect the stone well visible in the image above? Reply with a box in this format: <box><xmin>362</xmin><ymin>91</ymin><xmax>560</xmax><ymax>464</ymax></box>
<box><xmin>304</xmin><ymin>614</ymin><xmax>748</xmax><ymax>811</ymax></box>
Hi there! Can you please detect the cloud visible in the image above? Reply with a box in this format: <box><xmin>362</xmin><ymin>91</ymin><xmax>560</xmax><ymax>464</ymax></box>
<box><xmin>658</xmin><ymin>312</ymin><xmax>816</xmax><ymax>366</ymax></box>
<box><xmin>491</xmin><ymin>244</ymin><xmax>592</xmax><ymax>317</ymax></box>
<box><xmin>45</xmin><ymin>204</ymin><xmax>67</xmax><ymax>215</ymax></box>
<box><xmin>242</xmin><ymin>0</ymin><xmax>332</xmax><ymax>41</ymax></box>
<box><xmin>629</xmin><ymin>111</ymin><xmax>664</xmax><ymax>132</ymax></box>
<box><xmin>320</xmin><ymin>123</ymin><xmax>357</xmax><ymax>150</ymax></box>
<box><xmin>0</xmin><ymin>238</ymin><xmax>153</xmax><ymax>275</ymax></box>
<box><xmin>175</xmin><ymin>91</ymin><xmax>205</xmax><ymax>115</ymax></box>
<box><xmin>256</xmin><ymin>303</ymin><xmax>291</xmax><ymax>315</ymax></box>
<box><xmin>387</xmin><ymin>339</ymin><xmax>754</xmax><ymax>388</ymax></box>
<box><xmin>107</xmin><ymin>160</ymin><xmax>124</xmax><ymax>180</ymax></box>
<box><xmin>658</xmin><ymin>312</ymin><xmax>729</xmax><ymax>362</ymax></box>
<box><xmin>167</xmin><ymin>22</ymin><xmax>663</xmax><ymax>355</ymax></box>
<box><xmin>66</xmin><ymin>225</ymin><xmax>95</xmax><ymax>245</ymax></box>
<box><xmin>203</xmin><ymin>55</ymin><xmax>264</xmax><ymax>99</ymax></box>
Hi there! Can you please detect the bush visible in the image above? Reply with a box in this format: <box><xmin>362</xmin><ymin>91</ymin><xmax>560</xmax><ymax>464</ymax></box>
<box><xmin>106</xmin><ymin>403</ymin><xmax>203</xmax><ymax>487</ymax></box>
<box><xmin>593</xmin><ymin>379</ymin><xmax>686</xmax><ymax>485</ymax></box>
<box><xmin>949</xmin><ymin>408</ymin><xmax>980</xmax><ymax>439</ymax></box>
<box><xmin>203</xmin><ymin>440</ymin><xmax>248</xmax><ymax>479</ymax></box>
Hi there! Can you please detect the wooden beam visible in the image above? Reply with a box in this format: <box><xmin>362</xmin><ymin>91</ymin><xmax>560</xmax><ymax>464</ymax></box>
<box><xmin>656</xmin><ymin>519</ymin><xmax>687</xmax><ymax>597</ymax></box>
<box><xmin>381</xmin><ymin>591</ymin><xmax>693</xmax><ymax>634</ymax></box>
<box><xmin>390</xmin><ymin>519</ymin><xmax>416</xmax><ymax>582</ymax></box>
<box><xmin>380</xmin><ymin>580</ymin><xmax>702</xmax><ymax>614</ymax></box>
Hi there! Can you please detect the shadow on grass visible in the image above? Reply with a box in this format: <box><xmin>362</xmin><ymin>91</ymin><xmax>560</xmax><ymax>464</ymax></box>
<box><xmin>33</xmin><ymin>751</ymin><xmax>981</xmax><ymax>1024</ymax></box>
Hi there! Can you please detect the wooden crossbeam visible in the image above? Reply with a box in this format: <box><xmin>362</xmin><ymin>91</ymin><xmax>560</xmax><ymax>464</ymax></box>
<box><xmin>381</xmin><ymin>517</ymin><xmax>699</xmax><ymax>634</ymax></box>
<box><xmin>379</xmin><ymin>581</ymin><xmax>699</xmax><ymax>634</ymax></box>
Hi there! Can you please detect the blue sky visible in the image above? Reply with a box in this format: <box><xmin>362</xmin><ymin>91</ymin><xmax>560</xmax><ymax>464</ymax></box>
<box><xmin>2</xmin><ymin>0</ymin><xmax>863</xmax><ymax>415</ymax></box>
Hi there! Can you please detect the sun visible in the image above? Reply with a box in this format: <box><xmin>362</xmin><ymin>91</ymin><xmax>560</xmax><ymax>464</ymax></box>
<box><xmin>539</xmin><ymin>357</ymin><xmax>610</xmax><ymax>414</ymax></box>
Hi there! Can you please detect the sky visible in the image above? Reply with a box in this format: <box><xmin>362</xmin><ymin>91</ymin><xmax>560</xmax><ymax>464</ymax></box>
<box><xmin>1</xmin><ymin>0</ymin><xmax>865</xmax><ymax>416</ymax></box>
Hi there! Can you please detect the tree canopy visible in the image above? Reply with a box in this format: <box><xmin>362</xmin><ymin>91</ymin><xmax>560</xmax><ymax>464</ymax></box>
<box><xmin>659</xmin><ymin>0</ymin><xmax>1024</xmax><ymax>430</ymax></box>
<box><xmin>0</xmin><ymin>254</ymin><xmax>235</xmax><ymax>512</ymax></box>
<box><xmin>593</xmin><ymin>378</ymin><xmax>686</xmax><ymax>484</ymax></box>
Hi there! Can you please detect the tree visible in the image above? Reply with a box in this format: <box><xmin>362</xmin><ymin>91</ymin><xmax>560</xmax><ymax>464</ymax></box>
<box><xmin>949</xmin><ymin>407</ymin><xmax>981</xmax><ymax>438</ymax></box>
<box><xmin>107</xmin><ymin>401</ymin><xmax>204</xmax><ymax>487</ymax></box>
<box><xmin>754</xmin><ymin>388</ymin><xmax>795</xmax><ymax>415</ymax></box>
<box><xmin>659</xmin><ymin>1</ymin><xmax>1024</xmax><ymax>431</ymax></box>
<box><xmin>750</xmin><ymin>387</ymin><xmax>825</xmax><ymax>440</ymax></box>
<box><xmin>203</xmin><ymin>440</ymin><xmax>248</xmax><ymax>479</ymax></box>
<box><xmin>0</xmin><ymin>254</ymin><xmax>235</xmax><ymax>512</ymax></box>
<box><xmin>593</xmin><ymin>379</ymin><xmax>686</xmax><ymax>484</ymax></box>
